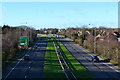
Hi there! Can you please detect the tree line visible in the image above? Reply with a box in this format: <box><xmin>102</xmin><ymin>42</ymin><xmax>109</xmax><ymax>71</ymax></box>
<box><xmin>63</xmin><ymin>28</ymin><xmax>120</xmax><ymax>67</ymax></box>
<box><xmin>37</xmin><ymin>27</ymin><xmax>120</xmax><ymax>67</ymax></box>
<box><xmin>2</xmin><ymin>25</ymin><xmax>37</xmax><ymax>65</ymax></box>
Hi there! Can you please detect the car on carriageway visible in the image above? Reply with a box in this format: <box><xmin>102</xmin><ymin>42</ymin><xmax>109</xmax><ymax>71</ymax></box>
<box><xmin>91</xmin><ymin>55</ymin><xmax>100</xmax><ymax>62</ymax></box>
<box><xmin>24</xmin><ymin>54</ymin><xmax>30</xmax><ymax>61</ymax></box>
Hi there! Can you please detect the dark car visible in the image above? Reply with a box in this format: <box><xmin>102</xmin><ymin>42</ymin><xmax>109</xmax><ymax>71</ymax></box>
<box><xmin>34</xmin><ymin>46</ymin><xmax>37</xmax><ymax>49</ymax></box>
<box><xmin>91</xmin><ymin>55</ymin><xmax>100</xmax><ymax>62</ymax></box>
<box><xmin>24</xmin><ymin>55</ymin><xmax>30</xmax><ymax>61</ymax></box>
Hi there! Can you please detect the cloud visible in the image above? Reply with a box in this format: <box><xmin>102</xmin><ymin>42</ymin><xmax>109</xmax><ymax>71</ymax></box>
<box><xmin>56</xmin><ymin>15</ymin><xmax>65</xmax><ymax>18</ymax></box>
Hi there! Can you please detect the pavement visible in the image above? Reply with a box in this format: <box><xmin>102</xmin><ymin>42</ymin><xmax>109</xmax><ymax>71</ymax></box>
<box><xmin>60</xmin><ymin>38</ymin><xmax>120</xmax><ymax>80</ymax></box>
<box><xmin>2</xmin><ymin>37</ymin><xmax>48</xmax><ymax>80</ymax></box>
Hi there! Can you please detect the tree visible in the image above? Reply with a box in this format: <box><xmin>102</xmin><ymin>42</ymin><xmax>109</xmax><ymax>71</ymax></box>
<box><xmin>71</xmin><ymin>33</ymin><xmax>78</xmax><ymax>41</ymax></box>
<box><xmin>2</xmin><ymin>25</ymin><xmax>37</xmax><ymax>65</ymax></box>
<box><xmin>80</xmin><ymin>34</ymin><xmax>87</xmax><ymax>44</ymax></box>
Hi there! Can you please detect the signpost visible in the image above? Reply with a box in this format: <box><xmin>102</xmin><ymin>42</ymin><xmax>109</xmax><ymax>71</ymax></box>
<box><xmin>20</xmin><ymin>36</ymin><xmax>29</xmax><ymax>49</ymax></box>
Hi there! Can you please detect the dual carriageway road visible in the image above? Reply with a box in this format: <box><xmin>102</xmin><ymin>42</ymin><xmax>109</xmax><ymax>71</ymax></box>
<box><xmin>60</xmin><ymin>38</ymin><xmax>120</xmax><ymax>80</ymax></box>
<box><xmin>2</xmin><ymin>37</ymin><xmax>120</xmax><ymax>80</ymax></box>
<box><xmin>2</xmin><ymin>37</ymin><xmax>48</xmax><ymax>80</ymax></box>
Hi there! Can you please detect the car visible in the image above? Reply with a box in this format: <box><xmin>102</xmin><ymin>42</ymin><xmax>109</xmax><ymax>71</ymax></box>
<box><xmin>91</xmin><ymin>55</ymin><xmax>100</xmax><ymax>62</ymax></box>
<box><xmin>24</xmin><ymin>54</ymin><xmax>30</xmax><ymax>61</ymax></box>
<box><xmin>34</xmin><ymin>46</ymin><xmax>37</xmax><ymax>49</ymax></box>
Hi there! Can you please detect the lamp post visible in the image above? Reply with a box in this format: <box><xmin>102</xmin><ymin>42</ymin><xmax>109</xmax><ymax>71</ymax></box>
<box><xmin>89</xmin><ymin>24</ymin><xmax>97</xmax><ymax>54</ymax></box>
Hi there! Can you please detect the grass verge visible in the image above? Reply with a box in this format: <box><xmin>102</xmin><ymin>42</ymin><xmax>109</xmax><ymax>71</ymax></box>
<box><xmin>53</xmin><ymin>37</ymin><xmax>94</xmax><ymax>79</ymax></box>
<box><xmin>44</xmin><ymin>37</ymin><xmax>66</xmax><ymax>79</ymax></box>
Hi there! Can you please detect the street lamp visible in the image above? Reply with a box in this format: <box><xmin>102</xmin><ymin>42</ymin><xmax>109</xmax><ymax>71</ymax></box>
<box><xmin>89</xmin><ymin>24</ymin><xmax>97</xmax><ymax>54</ymax></box>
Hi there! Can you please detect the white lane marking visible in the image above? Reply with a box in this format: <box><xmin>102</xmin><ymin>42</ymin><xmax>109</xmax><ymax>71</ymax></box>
<box><xmin>4</xmin><ymin>56</ymin><xmax>24</xmax><ymax>80</ymax></box>
<box><xmin>75</xmin><ymin>45</ymin><xmax>120</xmax><ymax>73</ymax></box>
<box><xmin>100</xmin><ymin>60</ymin><xmax>120</xmax><ymax>73</ymax></box>
<box><xmin>25</xmin><ymin>75</ymin><xmax>27</xmax><ymax>79</ymax></box>
<box><xmin>29</xmin><ymin>61</ymin><xmax>31</xmax><ymax>63</ymax></box>
<box><xmin>64</xmin><ymin>39</ymin><xmax>120</xmax><ymax>73</ymax></box>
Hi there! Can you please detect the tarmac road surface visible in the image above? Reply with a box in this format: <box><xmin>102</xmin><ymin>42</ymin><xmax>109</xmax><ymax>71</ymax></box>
<box><xmin>2</xmin><ymin>37</ymin><xmax>120</xmax><ymax>80</ymax></box>
<box><xmin>2</xmin><ymin>37</ymin><xmax>48</xmax><ymax>80</ymax></box>
<box><xmin>60</xmin><ymin>38</ymin><xmax>120</xmax><ymax>80</ymax></box>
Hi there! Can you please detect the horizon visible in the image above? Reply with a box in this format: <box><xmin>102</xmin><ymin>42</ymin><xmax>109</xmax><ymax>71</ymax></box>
<box><xmin>1</xmin><ymin>2</ymin><xmax>118</xmax><ymax>29</ymax></box>
<box><xmin>1</xmin><ymin>24</ymin><xmax>120</xmax><ymax>30</ymax></box>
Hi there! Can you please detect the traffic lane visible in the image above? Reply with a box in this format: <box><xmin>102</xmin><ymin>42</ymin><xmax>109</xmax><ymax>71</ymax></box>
<box><xmin>63</xmin><ymin>43</ymin><xmax>110</xmax><ymax>78</ymax></box>
<box><xmin>26</xmin><ymin>59</ymin><xmax>44</xmax><ymax>79</ymax></box>
<box><xmin>3</xmin><ymin>37</ymin><xmax>47</xmax><ymax>80</ymax></box>
<box><xmin>74</xmin><ymin>54</ymin><xmax>119</xmax><ymax>79</ymax></box>
<box><xmin>2</xmin><ymin>48</ymin><xmax>33</xmax><ymax>79</ymax></box>
<box><xmin>7</xmin><ymin>62</ymin><xmax>33</xmax><ymax>79</ymax></box>
<box><xmin>26</xmin><ymin>37</ymin><xmax>48</xmax><ymax>79</ymax></box>
<box><xmin>60</xmin><ymin>39</ymin><xmax>120</xmax><ymax>79</ymax></box>
<box><xmin>25</xmin><ymin>54</ymin><xmax>45</xmax><ymax>78</ymax></box>
<box><xmin>4</xmin><ymin>44</ymin><xmax>39</xmax><ymax>79</ymax></box>
<box><xmin>65</xmin><ymin>39</ymin><xmax>120</xmax><ymax>79</ymax></box>
<box><xmin>16</xmin><ymin>37</ymin><xmax>48</xmax><ymax>79</ymax></box>
<box><xmin>2</xmin><ymin>48</ymin><xmax>32</xmax><ymax>78</ymax></box>
<box><xmin>66</xmin><ymin>41</ymin><xmax>120</xmax><ymax>79</ymax></box>
<box><xmin>68</xmin><ymin>42</ymin><xmax>120</xmax><ymax>78</ymax></box>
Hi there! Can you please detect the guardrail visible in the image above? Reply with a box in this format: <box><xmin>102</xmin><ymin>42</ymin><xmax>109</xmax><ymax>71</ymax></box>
<box><xmin>52</xmin><ymin>38</ymin><xmax>77</xmax><ymax>80</ymax></box>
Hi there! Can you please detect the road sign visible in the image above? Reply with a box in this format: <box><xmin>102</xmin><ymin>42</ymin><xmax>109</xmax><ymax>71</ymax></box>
<box><xmin>20</xmin><ymin>36</ymin><xmax>29</xmax><ymax>46</ymax></box>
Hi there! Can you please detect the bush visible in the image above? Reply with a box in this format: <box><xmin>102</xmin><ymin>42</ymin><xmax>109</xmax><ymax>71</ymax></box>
<box><xmin>83</xmin><ymin>35</ymin><xmax>94</xmax><ymax>52</ymax></box>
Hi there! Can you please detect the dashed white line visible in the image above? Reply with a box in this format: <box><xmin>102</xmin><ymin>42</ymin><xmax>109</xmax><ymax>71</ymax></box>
<box><xmin>24</xmin><ymin>75</ymin><xmax>27</xmax><ymax>79</ymax></box>
<box><xmin>69</xmin><ymin>43</ymin><xmax>120</xmax><ymax>73</ymax></box>
<box><xmin>12</xmin><ymin>68</ymin><xmax>14</xmax><ymax>70</ymax></box>
<box><xmin>83</xmin><ymin>51</ymin><xmax>120</xmax><ymax>73</ymax></box>
<box><xmin>4</xmin><ymin>56</ymin><xmax>24</xmax><ymax>80</ymax></box>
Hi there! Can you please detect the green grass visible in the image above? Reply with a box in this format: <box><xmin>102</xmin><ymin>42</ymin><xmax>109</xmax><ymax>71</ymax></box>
<box><xmin>44</xmin><ymin>37</ymin><xmax>66</xmax><ymax>79</ymax></box>
<box><xmin>53</xmin><ymin>37</ymin><xmax>94</xmax><ymax>79</ymax></box>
